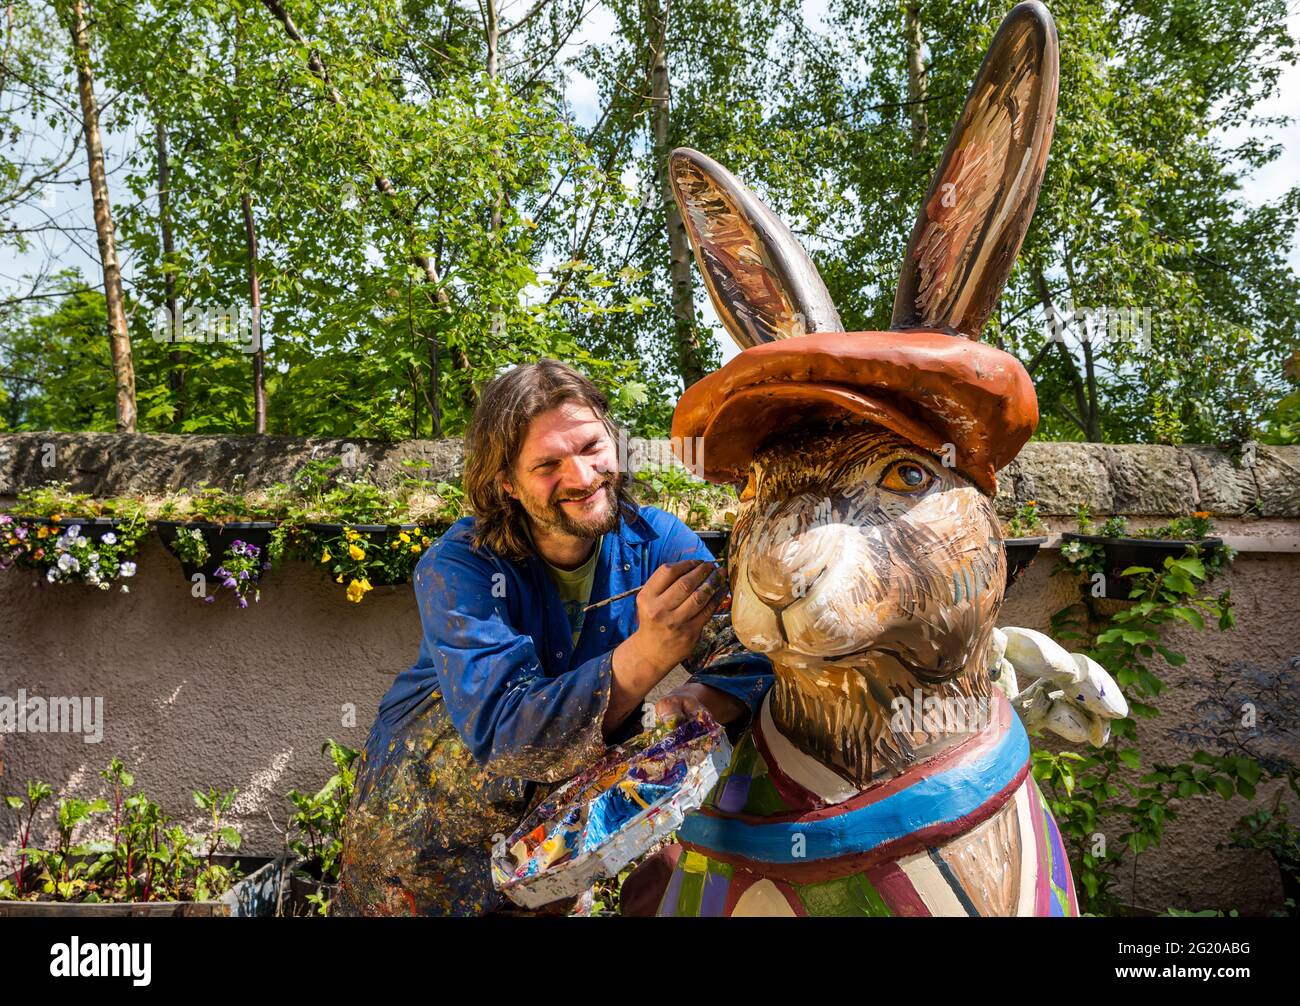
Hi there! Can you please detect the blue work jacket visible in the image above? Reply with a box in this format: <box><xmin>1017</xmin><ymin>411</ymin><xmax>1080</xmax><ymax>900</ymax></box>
<box><xmin>372</xmin><ymin>503</ymin><xmax>774</xmax><ymax>783</ymax></box>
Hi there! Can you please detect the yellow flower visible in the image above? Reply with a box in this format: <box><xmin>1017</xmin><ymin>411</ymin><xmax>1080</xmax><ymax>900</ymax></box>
<box><xmin>1025</xmin><ymin>500</ymin><xmax>1038</xmax><ymax>507</ymax></box>
<box><xmin>399</xmin><ymin>532</ymin><xmax>411</xmax><ymax>544</ymax></box>
<box><xmin>421</xmin><ymin>537</ymin><xmax>431</xmax><ymax>546</ymax></box>
<box><xmin>346</xmin><ymin>578</ymin><xmax>373</xmax><ymax>603</ymax></box>
<box><xmin>36</xmin><ymin>526</ymin><xmax>49</xmax><ymax>539</ymax></box>
<box><xmin>410</xmin><ymin>544</ymin><xmax>421</xmax><ymax>553</ymax></box>
<box><xmin>348</xmin><ymin>544</ymin><xmax>365</xmax><ymax>561</ymax></box>
<box><xmin>335</xmin><ymin>574</ymin><xmax>344</xmax><ymax>583</ymax></box>
<box><xmin>320</xmin><ymin>548</ymin><xmax>332</xmax><ymax>562</ymax></box>
<box><xmin>1194</xmin><ymin>511</ymin><xmax>1211</xmax><ymax>519</ymax></box>
<box><xmin>345</xmin><ymin>529</ymin><xmax>360</xmax><ymax>541</ymax></box>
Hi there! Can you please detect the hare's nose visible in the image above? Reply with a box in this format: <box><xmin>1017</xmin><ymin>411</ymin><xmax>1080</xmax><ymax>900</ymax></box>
<box><xmin>746</xmin><ymin>539</ymin><xmax>828</xmax><ymax>609</ymax></box>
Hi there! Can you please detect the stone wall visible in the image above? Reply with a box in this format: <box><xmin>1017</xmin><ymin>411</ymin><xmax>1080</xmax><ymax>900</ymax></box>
<box><xmin>1</xmin><ymin>433</ymin><xmax>1297</xmax><ymax>914</ymax></box>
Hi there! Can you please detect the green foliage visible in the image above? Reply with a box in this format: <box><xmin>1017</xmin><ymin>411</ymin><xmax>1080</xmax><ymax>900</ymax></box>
<box><xmin>4</xmin><ymin>1</ymin><xmax>1293</xmax><ymax>442</ymax></box>
<box><xmin>285</xmin><ymin>739</ymin><xmax>360</xmax><ymax>916</ymax></box>
<box><xmin>1037</xmin><ymin>533</ymin><xmax>1249</xmax><ymax>914</ymax></box>
<box><xmin>1224</xmin><ymin>787</ymin><xmax>1300</xmax><ymax>918</ymax></box>
<box><xmin>0</xmin><ymin>760</ymin><xmax>244</xmax><ymax>904</ymax></box>
<box><xmin>631</xmin><ymin>464</ymin><xmax>734</xmax><ymax>529</ymax></box>
<box><xmin>1003</xmin><ymin>500</ymin><xmax>1045</xmax><ymax>538</ymax></box>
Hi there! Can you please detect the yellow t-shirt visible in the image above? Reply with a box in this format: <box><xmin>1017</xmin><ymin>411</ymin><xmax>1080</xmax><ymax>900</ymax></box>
<box><xmin>527</xmin><ymin>524</ymin><xmax>603</xmax><ymax>645</ymax></box>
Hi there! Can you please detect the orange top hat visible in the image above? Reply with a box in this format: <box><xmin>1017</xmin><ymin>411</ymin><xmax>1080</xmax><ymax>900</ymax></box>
<box><xmin>670</xmin><ymin>2</ymin><xmax>1058</xmax><ymax>496</ymax></box>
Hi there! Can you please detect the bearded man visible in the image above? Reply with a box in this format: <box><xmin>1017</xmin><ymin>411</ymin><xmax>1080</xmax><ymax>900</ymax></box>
<box><xmin>335</xmin><ymin>359</ymin><xmax>773</xmax><ymax>916</ymax></box>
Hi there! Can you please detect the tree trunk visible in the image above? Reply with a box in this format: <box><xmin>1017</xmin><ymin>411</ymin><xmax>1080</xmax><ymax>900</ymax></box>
<box><xmin>905</xmin><ymin>3</ymin><xmax>928</xmax><ymax>157</ymax></box>
<box><xmin>234</xmin><ymin>17</ymin><xmax>266</xmax><ymax>434</ymax></box>
<box><xmin>66</xmin><ymin>0</ymin><xmax>135</xmax><ymax>431</ymax></box>
<box><xmin>154</xmin><ymin>120</ymin><xmax>185</xmax><ymax>424</ymax></box>
<box><xmin>646</xmin><ymin>0</ymin><xmax>706</xmax><ymax>388</ymax></box>
<box><xmin>485</xmin><ymin>0</ymin><xmax>503</xmax><ymax>348</ymax></box>
<box><xmin>241</xmin><ymin>192</ymin><xmax>266</xmax><ymax>434</ymax></box>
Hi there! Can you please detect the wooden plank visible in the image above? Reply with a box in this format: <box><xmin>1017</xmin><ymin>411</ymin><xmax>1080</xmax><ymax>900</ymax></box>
<box><xmin>0</xmin><ymin>899</ymin><xmax>229</xmax><ymax>918</ymax></box>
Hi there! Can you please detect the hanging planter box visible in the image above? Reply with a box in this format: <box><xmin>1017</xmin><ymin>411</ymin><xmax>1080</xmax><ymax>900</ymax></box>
<box><xmin>0</xmin><ymin>854</ymin><xmax>289</xmax><ymax>918</ymax></box>
<box><xmin>305</xmin><ymin>522</ymin><xmax>426</xmax><ymax>588</ymax></box>
<box><xmin>1003</xmin><ymin>536</ymin><xmax>1048</xmax><ymax>590</ymax></box>
<box><xmin>155</xmin><ymin>520</ymin><xmax>277</xmax><ymax>581</ymax></box>
<box><xmin>3</xmin><ymin>515</ymin><xmax>147</xmax><ymax>588</ymax></box>
<box><xmin>1060</xmin><ymin>533</ymin><xmax>1225</xmax><ymax>599</ymax></box>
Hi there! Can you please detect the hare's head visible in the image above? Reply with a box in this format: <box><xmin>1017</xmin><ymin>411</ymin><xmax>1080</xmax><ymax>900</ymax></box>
<box><xmin>670</xmin><ymin>3</ymin><xmax>1058</xmax><ymax>779</ymax></box>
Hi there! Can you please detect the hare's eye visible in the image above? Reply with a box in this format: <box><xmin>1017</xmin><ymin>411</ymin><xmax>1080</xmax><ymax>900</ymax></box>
<box><xmin>878</xmin><ymin>460</ymin><xmax>934</xmax><ymax>495</ymax></box>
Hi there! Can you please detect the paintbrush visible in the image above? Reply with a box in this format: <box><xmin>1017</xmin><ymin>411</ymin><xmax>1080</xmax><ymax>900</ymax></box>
<box><xmin>581</xmin><ymin>558</ymin><xmax>727</xmax><ymax>613</ymax></box>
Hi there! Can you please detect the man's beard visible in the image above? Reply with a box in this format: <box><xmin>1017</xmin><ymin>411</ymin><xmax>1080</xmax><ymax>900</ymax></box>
<box><xmin>519</xmin><ymin>472</ymin><xmax>623</xmax><ymax>539</ymax></box>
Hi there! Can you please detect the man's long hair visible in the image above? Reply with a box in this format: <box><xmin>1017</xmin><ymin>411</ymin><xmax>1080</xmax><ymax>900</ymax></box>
<box><xmin>464</xmin><ymin>360</ymin><xmax>639</xmax><ymax>561</ymax></box>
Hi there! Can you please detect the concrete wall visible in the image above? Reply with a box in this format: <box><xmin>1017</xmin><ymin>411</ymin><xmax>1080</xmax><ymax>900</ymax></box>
<box><xmin>1</xmin><ymin>433</ymin><xmax>1297</xmax><ymax>914</ymax></box>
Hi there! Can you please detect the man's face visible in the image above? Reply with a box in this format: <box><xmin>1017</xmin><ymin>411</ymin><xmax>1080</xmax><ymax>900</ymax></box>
<box><xmin>502</xmin><ymin>400</ymin><xmax>622</xmax><ymax>540</ymax></box>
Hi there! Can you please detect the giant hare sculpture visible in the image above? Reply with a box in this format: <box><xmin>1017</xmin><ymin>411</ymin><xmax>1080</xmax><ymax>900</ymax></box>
<box><xmin>658</xmin><ymin>2</ymin><xmax>1126</xmax><ymax>917</ymax></box>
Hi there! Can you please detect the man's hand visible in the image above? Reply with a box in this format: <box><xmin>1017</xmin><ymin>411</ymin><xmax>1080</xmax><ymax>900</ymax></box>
<box><xmin>654</xmin><ymin>681</ymin><xmax>746</xmax><ymax>727</ymax></box>
<box><xmin>989</xmin><ymin>626</ymin><xmax>1129</xmax><ymax>747</ymax></box>
<box><xmin>624</xmin><ymin>559</ymin><xmax>726</xmax><ymax>675</ymax></box>
<box><xmin>605</xmin><ymin>560</ymin><xmax>727</xmax><ymax>736</ymax></box>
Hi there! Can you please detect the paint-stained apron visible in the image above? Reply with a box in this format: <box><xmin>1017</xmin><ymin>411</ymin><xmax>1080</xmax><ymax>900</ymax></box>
<box><xmin>334</xmin><ymin>689</ymin><xmax>551</xmax><ymax>917</ymax></box>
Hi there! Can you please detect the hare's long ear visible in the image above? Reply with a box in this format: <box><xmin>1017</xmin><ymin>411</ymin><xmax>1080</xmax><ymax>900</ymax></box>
<box><xmin>669</xmin><ymin>148</ymin><xmax>842</xmax><ymax>349</ymax></box>
<box><xmin>891</xmin><ymin>1</ymin><xmax>1059</xmax><ymax>339</ymax></box>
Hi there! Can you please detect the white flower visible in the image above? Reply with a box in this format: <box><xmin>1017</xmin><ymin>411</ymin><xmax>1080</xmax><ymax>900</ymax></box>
<box><xmin>89</xmin><ymin>553</ymin><xmax>100</xmax><ymax>566</ymax></box>
<box><xmin>101</xmin><ymin>532</ymin><xmax>117</xmax><ymax>545</ymax></box>
<box><xmin>120</xmin><ymin>584</ymin><xmax>130</xmax><ymax>593</ymax></box>
<box><xmin>46</xmin><ymin>568</ymin><xmax>58</xmax><ymax>582</ymax></box>
<box><xmin>57</xmin><ymin>553</ymin><xmax>79</xmax><ymax>573</ymax></box>
<box><xmin>119</xmin><ymin>561</ymin><xmax>136</xmax><ymax>577</ymax></box>
<box><xmin>67</xmin><ymin>524</ymin><xmax>82</xmax><ymax>537</ymax></box>
<box><xmin>76</xmin><ymin>536</ymin><xmax>89</xmax><ymax>547</ymax></box>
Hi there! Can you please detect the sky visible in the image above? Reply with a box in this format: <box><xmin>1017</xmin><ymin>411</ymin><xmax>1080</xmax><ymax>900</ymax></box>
<box><xmin>4</xmin><ymin>0</ymin><xmax>1298</xmax><ymax>373</ymax></box>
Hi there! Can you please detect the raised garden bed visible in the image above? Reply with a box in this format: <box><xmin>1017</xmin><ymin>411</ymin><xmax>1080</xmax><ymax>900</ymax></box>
<box><xmin>0</xmin><ymin>854</ymin><xmax>289</xmax><ymax>918</ymax></box>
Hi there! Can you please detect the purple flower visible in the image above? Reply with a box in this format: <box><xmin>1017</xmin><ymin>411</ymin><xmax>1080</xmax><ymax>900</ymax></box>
<box><xmin>224</xmin><ymin>577</ymin><xmax>237</xmax><ymax>589</ymax></box>
<box><xmin>238</xmin><ymin>597</ymin><xmax>248</xmax><ymax>609</ymax></box>
<box><xmin>203</xmin><ymin>595</ymin><xmax>216</xmax><ymax>604</ymax></box>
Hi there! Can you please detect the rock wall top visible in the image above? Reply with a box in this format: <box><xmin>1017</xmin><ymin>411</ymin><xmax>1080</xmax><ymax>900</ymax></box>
<box><xmin>0</xmin><ymin>432</ymin><xmax>1296</xmax><ymax>517</ymax></box>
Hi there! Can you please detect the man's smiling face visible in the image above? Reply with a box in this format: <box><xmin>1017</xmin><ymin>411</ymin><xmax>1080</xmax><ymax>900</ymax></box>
<box><xmin>502</xmin><ymin>400</ymin><xmax>622</xmax><ymax>540</ymax></box>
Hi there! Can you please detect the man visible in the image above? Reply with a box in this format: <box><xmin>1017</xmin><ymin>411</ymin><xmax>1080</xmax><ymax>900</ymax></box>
<box><xmin>335</xmin><ymin>360</ymin><xmax>773</xmax><ymax>916</ymax></box>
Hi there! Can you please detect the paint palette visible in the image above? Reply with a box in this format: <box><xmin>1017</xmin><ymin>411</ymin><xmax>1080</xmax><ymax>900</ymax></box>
<box><xmin>490</xmin><ymin>711</ymin><xmax>732</xmax><ymax>909</ymax></box>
